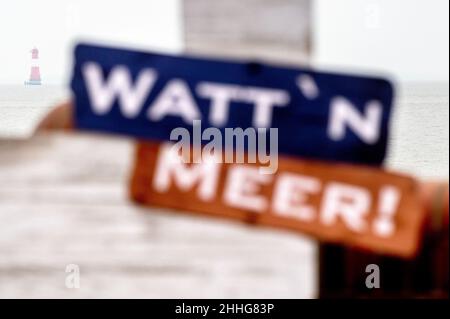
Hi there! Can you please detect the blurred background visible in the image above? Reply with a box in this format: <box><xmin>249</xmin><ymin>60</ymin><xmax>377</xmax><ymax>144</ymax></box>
<box><xmin>0</xmin><ymin>0</ymin><xmax>448</xmax><ymax>298</ymax></box>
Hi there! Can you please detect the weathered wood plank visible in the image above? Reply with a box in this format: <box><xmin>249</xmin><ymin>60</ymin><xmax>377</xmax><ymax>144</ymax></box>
<box><xmin>0</xmin><ymin>133</ymin><xmax>316</xmax><ymax>298</ymax></box>
<box><xmin>183</xmin><ymin>0</ymin><xmax>311</xmax><ymax>64</ymax></box>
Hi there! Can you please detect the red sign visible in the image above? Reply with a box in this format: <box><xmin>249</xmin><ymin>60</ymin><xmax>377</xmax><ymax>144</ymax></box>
<box><xmin>130</xmin><ymin>141</ymin><xmax>426</xmax><ymax>258</ymax></box>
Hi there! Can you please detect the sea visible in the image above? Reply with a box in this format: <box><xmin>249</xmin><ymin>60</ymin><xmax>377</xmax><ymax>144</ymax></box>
<box><xmin>0</xmin><ymin>85</ymin><xmax>69</xmax><ymax>138</ymax></box>
<box><xmin>0</xmin><ymin>82</ymin><xmax>448</xmax><ymax>178</ymax></box>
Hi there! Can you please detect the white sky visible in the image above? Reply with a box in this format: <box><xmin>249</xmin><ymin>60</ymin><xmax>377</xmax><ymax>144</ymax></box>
<box><xmin>0</xmin><ymin>1</ymin><xmax>448</xmax><ymax>85</ymax></box>
<box><xmin>313</xmin><ymin>0</ymin><xmax>449</xmax><ymax>82</ymax></box>
<box><xmin>0</xmin><ymin>0</ymin><xmax>182</xmax><ymax>85</ymax></box>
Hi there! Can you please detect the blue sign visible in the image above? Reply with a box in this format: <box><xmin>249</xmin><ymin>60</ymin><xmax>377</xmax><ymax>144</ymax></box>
<box><xmin>71</xmin><ymin>43</ymin><xmax>394</xmax><ymax>165</ymax></box>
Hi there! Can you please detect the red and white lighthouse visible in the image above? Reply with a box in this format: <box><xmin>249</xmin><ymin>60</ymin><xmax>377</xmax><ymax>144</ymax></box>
<box><xmin>25</xmin><ymin>47</ymin><xmax>42</xmax><ymax>85</ymax></box>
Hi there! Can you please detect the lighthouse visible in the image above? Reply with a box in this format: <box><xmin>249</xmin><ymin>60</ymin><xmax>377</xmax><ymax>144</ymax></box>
<box><xmin>25</xmin><ymin>47</ymin><xmax>42</xmax><ymax>85</ymax></box>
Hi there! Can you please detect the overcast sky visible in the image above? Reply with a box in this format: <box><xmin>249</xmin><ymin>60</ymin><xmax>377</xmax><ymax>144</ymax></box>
<box><xmin>0</xmin><ymin>0</ymin><xmax>182</xmax><ymax>85</ymax></box>
<box><xmin>313</xmin><ymin>0</ymin><xmax>449</xmax><ymax>82</ymax></box>
<box><xmin>0</xmin><ymin>0</ymin><xmax>448</xmax><ymax>85</ymax></box>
